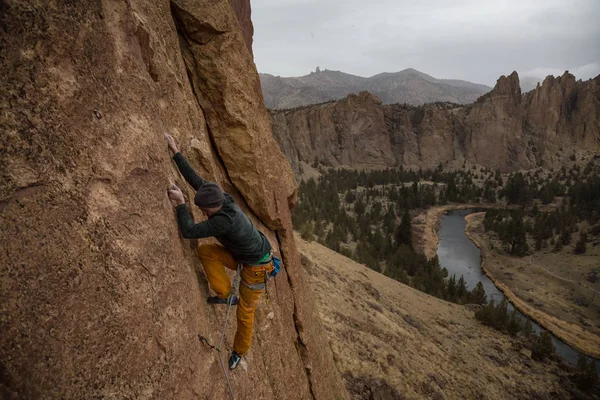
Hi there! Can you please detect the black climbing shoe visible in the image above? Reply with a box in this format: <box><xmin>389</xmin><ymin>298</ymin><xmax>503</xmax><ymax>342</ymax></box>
<box><xmin>207</xmin><ymin>295</ymin><xmax>238</xmax><ymax>305</ymax></box>
<box><xmin>228</xmin><ymin>351</ymin><xmax>242</xmax><ymax>370</ymax></box>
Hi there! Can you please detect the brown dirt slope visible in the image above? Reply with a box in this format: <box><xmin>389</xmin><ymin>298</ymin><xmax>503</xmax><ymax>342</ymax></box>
<box><xmin>297</xmin><ymin>234</ymin><xmax>574</xmax><ymax>399</ymax></box>
<box><xmin>0</xmin><ymin>1</ymin><xmax>347</xmax><ymax>399</ymax></box>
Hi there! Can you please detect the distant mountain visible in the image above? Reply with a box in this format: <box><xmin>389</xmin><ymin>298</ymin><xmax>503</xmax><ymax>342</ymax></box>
<box><xmin>260</xmin><ymin>68</ymin><xmax>491</xmax><ymax>109</ymax></box>
<box><xmin>270</xmin><ymin>71</ymin><xmax>600</xmax><ymax>173</ymax></box>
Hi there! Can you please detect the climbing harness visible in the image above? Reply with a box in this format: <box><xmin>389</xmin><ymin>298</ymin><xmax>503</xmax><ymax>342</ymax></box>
<box><xmin>239</xmin><ymin>255</ymin><xmax>281</xmax><ymax>304</ymax></box>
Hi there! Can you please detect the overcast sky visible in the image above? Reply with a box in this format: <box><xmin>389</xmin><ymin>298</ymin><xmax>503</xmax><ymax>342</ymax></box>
<box><xmin>252</xmin><ymin>0</ymin><xmax>600</xmax><ymax>86</ymax></box>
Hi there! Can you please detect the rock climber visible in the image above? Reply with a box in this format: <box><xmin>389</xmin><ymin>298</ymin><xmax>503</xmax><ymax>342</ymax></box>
<box><xmin>165</xmin><ymin>133</ymin><xmax>274</xmax><ymax>370</ymax></box>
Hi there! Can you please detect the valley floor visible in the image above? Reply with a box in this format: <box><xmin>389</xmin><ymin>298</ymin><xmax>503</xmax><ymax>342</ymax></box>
<box><xmin>465</xmin><ymin>212</ymin><xmax>600</xmax><ymax>359</ymax></box>
<box><xmin>296</xmin><ymin>234</ymin><xmax>577</xmax><ymax>399</ymax></box>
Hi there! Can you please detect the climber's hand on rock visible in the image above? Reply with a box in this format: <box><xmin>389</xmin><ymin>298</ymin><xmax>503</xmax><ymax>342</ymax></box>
<box><xmin>165</xmin><ymin>133</ymin><xmax>179</xmax><ymax>154</ymax></box>
<box><xmin>167</xmin><ymin>184</ymin><xmax>185</xmax><ymax>207</ymax></box>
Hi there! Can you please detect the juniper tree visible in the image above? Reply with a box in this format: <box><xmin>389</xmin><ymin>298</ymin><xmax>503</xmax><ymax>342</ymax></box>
<box><xmin>507</xmin><ymin>309</ymin><xmax>522</xmax><ymax>336</ymax></box>
<box><xmin>574</xmin><ymin>230</ymin><xmax>588</xmax><ymax>254</ymax></box>
<box><xmin>532</xmin><ymin>331</ymin><xmax>555</xmax><ymax>361</ymax></box>
<box><xmin>470</xmin><ymin>282</ymin><xmax>487</xmax><ymax>305</ymax></box>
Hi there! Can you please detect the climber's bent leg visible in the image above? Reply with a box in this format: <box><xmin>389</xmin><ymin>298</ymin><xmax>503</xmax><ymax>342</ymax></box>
<box><xmin>197</xmin><ymin>244</ymin><xmax>238</xmax><ymax>299</ymax></box>
<box><xmin>233</xmin><ymin>283</ymin><xmax>263</xmax><ymax>355</ymax></box>
<box><xmin>233</xmin><ymin>264</ymin><xmax>274</xmax><ymax>355</ymax></box>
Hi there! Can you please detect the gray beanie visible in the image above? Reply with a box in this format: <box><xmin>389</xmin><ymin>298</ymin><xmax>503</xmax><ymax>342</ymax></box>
<box><xmin>194</xmin><ymin>182</ymin><xmax>225</xmax><ymax>209</ymax></box>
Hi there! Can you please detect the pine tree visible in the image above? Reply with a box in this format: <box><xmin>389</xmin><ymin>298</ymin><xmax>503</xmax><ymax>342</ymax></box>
<box><xmin>470</xmin><ymin>282</ymin><xmax>487</xmax><ymax>305</ymax></box>
<box><xmin>560</xmin><ymin>227</ymin><xmax>572</xmax><ymax>246</ymax></box>
<box><xmin>532</xmin><ymin>331</ymin><xmax>555</xmax><ymax>361</ymax></box>
<box><xmin>492</xmin><ymin>298</ymin><xmax>510</xmax><ymax>330</ymax></box>
<box><xmin>575</xmin><ymin>355</ymin><xmax>599</xmax><ymax>390</ymax></box>
<box><xmin>553</xmin><ymin>236</ymin><xmax>563</xmax><ymax>252</ymax></box>
<box><xmin>457</xmin><ymin>276</ymin><xmax>468</xmax><ymax>303</ymax></box>
<box><xmin>523</xmin><ymin>319</ymin><xmax>533</xmax><ymax>338</ymax></box>
<box><xmin>394</xmin><ymin>211</ymin><xmax>412</xmax><ymax>249</ymax></box>
<box><xmin>574</xmin><ymin>230</ymin><xmax>588</xmax><ymax>254</ymax></box>
<box><xmin>507</xmin><ymin>309</ymin><xmax>522</xmax><ymax>336</ymax></box>
<box><xmin>300</xmin><ymin>222</ymin><xmax>314</xmax><ymax>241</ymax></box>
<box><xmin>354</xmin><ymin>198</ymin><xmax>366</xmax><ymax>215</ymax></box>
<box><xmin>446</xmin><ymin>275</ymin><xmax>457</xmax><ymax>302</ymax></box>
<box><xmin>475</xmin><ymin>299</ymin><xmax>495</xmax><ymax>325</ymax></box>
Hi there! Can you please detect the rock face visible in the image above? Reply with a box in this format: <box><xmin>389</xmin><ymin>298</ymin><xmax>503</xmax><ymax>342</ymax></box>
<box><xmin>270</xmin><ymin>92</ymin><xmax>396</xmax><ymax>169</ymax></box>
<box><xmin>271</xmin><ymin>72</ymin><xmax>600</xmax><ymax>173</ymax></box>
<box><xmin>0</xmin><ymin>1</ymin><xmax>347</xmax><ymax>399</ymax></box>
<box><xmin>230</xmin><ymin>0</ymin><xmax>254</xmax><ymax>55</ymax></box>
<box><xmin>261</xmin><ymin>68</ymin><xmax>491</xmax><ymax>109</ymax></box>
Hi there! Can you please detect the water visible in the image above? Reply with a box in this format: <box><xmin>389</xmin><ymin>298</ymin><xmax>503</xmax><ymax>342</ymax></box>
<box><xmin>436</xmin><ymin>208</ymin><xmax>600</xmax><ymax>373</ymax></box>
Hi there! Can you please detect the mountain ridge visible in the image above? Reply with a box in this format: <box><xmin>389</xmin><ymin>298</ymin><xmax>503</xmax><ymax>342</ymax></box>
<box><xmin>260</xmin><ymin>68</ymin><xmax>492</xmax><ymax>108</ymax></box>
<box><xmin>270</xmin><ymin>71</ymin><xmax>600</xmax><ymax>172</ymax></box>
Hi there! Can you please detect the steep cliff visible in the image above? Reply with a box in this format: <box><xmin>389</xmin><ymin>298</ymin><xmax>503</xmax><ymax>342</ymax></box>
<box><xmin>0</xmin><ymin>1</ymin><xmax>347</xmax><ymax>399</ymax></box>
<box><xmin>270</xmin><ymin>92</ymin><xmax>396</xmax><ymax>169</ymax></box>
<box><xmin>271</xmin><ymin>72</ymin><xmax>600</xmax><ymax>173</ymax></box>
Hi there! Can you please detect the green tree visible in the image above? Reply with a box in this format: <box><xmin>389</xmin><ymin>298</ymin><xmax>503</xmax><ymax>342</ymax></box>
<box><xmin>344</xmin><ymin>190</ymin><xmax>356</xmax><ymax>204</ymax></box>
<box><xmin>446</xmin><ymin>275</ymin><xmax>457</xmax><ymax>302</ymax></box>
<box><xmin>354</xmin><ymin>198</ymin><xmax>366</xmax><ymax>215</ymax></box>
<box><xmin>507</xmin><ymin>309</ymin><xmax>522</xmax><ymax>336</ymax></box>
<box><xmin>574</xmin><ymin>355</ymin><xmax>599</xmax><ymax>391</ymax></box>
<box><xmin>470</xmin><ymin>282</ymin><xmax>487</xmax><ymax>305</ymax></box>
<box><xmin>300</xmin><ymin>222</ymin><xmax>314</xmax><ymax>241</ymax></box>
<box><xmin>523</xmin><ymin>319</ymin><xmax>533</xmax><ymax>338</ymax></box>
<box><xmin>475</xmin><ymin>298</ymin><xmax>495</xmax><ymax>325</ymax></box>
<box><xmin>492</xmin><ymin>298</ymin><xmax>510</xmax><ymax>330</ymax></box>
<box><xmin>503</xmin><ymin>173</ymin><xmax>532</xmax><ymax>205</ymax></box>
<box><xmin>457</xmin><ymin>276</ymin><xmax>468</xmax><ymax>302</ymax></box>
<box><xmin>560</xmin><ymin>227</ymin><xmax>572</xmax><ymax>246</ymax></box>
<box><xmin>502</xmin><ymin>215</ymin><xmax>529</xmax><ymax>256</ymax></box>
<box><xmin>394</xmin><ymin>211</ymin><xmax>412</xmax><ymax>249</ymax></box>
<box><xmin>532</xmin><ymin>331</ymin><xmax>555</xmax><ymax>361</ymax></box>
<box><xmin>574</xmin><ymin>230</ymin><xmax>588</xmax><ymax>254</ymax></box>
<box><xmin>553</xmin><ymin>236</ymin><xmax>563</xmax><ymax>252</ymax></box>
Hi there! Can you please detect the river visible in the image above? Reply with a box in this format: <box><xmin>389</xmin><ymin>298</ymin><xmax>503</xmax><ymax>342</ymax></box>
<box><xmin>436</xmin><ymin>208</ymin><xmax>600</xmax><ymax>373</ymax></box>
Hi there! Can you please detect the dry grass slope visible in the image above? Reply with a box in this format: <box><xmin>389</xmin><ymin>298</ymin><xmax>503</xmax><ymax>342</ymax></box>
<box><xmin>296</xmin><ymin>234</ymin><xmax>575</xmax><ymax>399</ymax></box>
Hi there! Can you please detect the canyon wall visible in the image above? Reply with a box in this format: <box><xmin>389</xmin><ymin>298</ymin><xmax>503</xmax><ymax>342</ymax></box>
<box><xmin>271</xmin><ymin>72</ymin><xmax>600</xmax><ymax>173</ymax></box>
<box><xmin>0</xmin><ymin>1</ymin><xmax>347</xmax><ymax>399</ymax></box>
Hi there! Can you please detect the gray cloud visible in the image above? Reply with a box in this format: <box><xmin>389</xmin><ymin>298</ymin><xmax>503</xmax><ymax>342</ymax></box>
<box><xmin>252</xmin><ymin>0</ymin><xmax>600</xmax><ymax>85</ymax></box>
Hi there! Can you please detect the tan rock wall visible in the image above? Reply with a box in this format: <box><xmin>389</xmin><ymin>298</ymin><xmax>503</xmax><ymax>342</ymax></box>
<box><xmin>0</xmin><ymin>1</ymin><xmax>347</xmax><ymax>399</ymax></box>
<box><xmin>271</xmin><ymin>72</ymin><xmax>600</xmax><ymax>172</ymax></box>
<box><xmin>270</xmin><ymin>92</ymin><xmax>396</xmax><ymax>173</ymax></box>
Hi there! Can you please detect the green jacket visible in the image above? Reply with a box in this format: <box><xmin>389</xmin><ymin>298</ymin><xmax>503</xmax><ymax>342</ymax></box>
<box><xmin>173</xmin><ymin>152</ymin><xmax>271</xmax><ymax>265</ymax></box>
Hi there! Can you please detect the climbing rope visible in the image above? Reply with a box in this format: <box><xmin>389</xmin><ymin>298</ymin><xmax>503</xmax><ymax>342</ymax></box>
<box><xmin>198</xmin><ymin>263</ymin><xmax>242</xmax><ymax>400</ymax></box>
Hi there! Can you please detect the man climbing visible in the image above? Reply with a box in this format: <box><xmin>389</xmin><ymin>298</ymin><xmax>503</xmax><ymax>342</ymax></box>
<box><xmin>164</xmin><ymin>133</ymin><xmax>274</xmax><ymax>370</ymax></box>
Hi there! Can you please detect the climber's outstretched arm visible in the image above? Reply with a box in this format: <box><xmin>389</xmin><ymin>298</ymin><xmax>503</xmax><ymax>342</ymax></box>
<box><xmin>165</xmin><ymin>133</ymin><xmax>206</xmax><ymax>191</ymax></box>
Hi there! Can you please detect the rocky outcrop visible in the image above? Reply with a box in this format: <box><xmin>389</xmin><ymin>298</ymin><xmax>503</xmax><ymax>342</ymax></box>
<box><xmin>272</xmin><ymin>72</ymin><xmax>600</xmax><ymax>173</ymax></box>
<box><xmin>230</xmin><ymin>0</ymin><xmax>254</xmax><ymax>55</ymax></box>
<box><xmin>0</xmin><ymin>1</ymin><xmax>347</xmax><ymax>399</ymax></box>
<box><xmin>463</xmin><ymin>72</ymin><xmax>533</xmax><ymax>170</ymax></box>
<box><xmin>270</xmin><ymin>92</ymin><xmax>395</xmax><ymax>169</ymax></box>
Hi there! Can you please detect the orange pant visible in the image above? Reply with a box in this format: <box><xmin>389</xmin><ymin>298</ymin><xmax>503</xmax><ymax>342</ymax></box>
<box><xmin>197</xmin><ymin>244</ymin><xmax>272</xmax><ymax>355</ymax></box>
